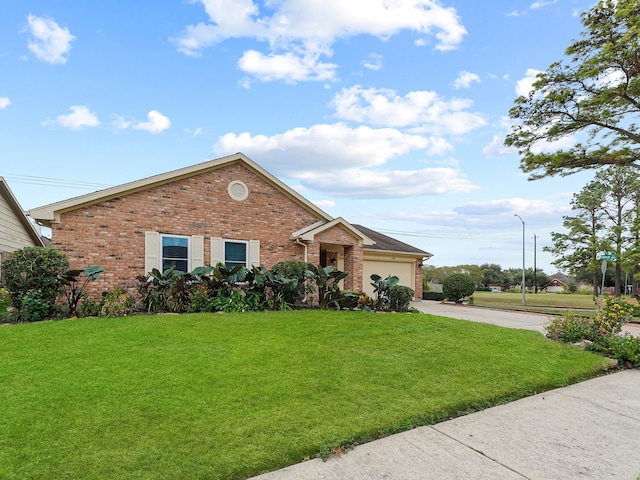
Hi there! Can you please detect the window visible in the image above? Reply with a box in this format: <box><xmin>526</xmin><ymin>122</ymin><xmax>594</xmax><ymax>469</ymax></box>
<box><xmin>161</xmin><ymin>235</ymin><xmax>189</xmax><ymax>272</ymax></box>
<box><xmin>224</xmin><ymin>240</ymin><xmax>248</xmax><ymax>269</ymax></box>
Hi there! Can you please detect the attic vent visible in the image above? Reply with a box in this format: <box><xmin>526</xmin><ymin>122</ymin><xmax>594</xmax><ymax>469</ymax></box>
<box><xmin>228</xmin><ymin>180</ymin><xmax>248</xmax><ymax>201</ymax></box>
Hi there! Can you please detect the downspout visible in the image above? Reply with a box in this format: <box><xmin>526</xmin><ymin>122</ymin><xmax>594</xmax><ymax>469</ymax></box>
<box><xmin>295</xmin><ymin>238</ymin><xmax>308</xmax><ymax>263</ymax></box>
<box><xmin>295</xmin><ymin>238</ymin><xmax>309</xmax><ymax>302</ymax></box>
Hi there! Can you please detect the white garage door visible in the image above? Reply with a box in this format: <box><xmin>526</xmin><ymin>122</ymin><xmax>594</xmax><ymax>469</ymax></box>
<box><xmin>362</xmin><ymin>260</ymin><xmax>413</xmax><ymax>297</ymax></box>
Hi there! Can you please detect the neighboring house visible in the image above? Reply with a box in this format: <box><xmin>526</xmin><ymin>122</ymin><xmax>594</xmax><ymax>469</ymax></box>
<box><xmin>547</xmin><ymin>273</ymin><xmax>573</xmax><ymax>293</ymax></box>
<box><xmin>0</xmin><ymin>177</ymin><xmax>46</xmax><ymax>282</ymax></box>
<box><xmin>28</xmin><ymin>153</ymin><xmax>431</xmax><ymax>298</ymax></box>
<box><xmin>488</xmin><ymin>284</ymin><xmax>503</xmax><ymax>293</ymax></box>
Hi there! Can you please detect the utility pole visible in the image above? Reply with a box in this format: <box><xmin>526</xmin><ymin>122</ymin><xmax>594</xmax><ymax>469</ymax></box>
<box><xmin>514</xmin><ymin>214</ymin><xmax>525</xmax><ymax>305</ymax></box>
<box><xmin>533</xmin><ymin>234</ymin><xmax>537</xmax><ymax>293</ymax></box>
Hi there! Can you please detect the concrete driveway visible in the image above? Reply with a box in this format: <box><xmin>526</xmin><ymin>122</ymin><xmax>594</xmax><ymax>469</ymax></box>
<box><xmin>410</xmin><ymin>300</ymin><xmax>640</xmax><ymax>337</ymax></box>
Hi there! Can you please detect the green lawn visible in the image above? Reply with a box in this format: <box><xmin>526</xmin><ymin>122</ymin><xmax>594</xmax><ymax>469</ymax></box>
<box><xmin>0</xmin><ymin>311</ymin><xmax>612</xmax><ymax>480</ymax></box>
<box><xmin>471</xmin><ymin>291</ymin><xmax>602</xmax><ymax>316</ymax></box>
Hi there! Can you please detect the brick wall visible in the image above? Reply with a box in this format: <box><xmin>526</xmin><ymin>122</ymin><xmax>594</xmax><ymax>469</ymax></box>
<box><xmin>414</xmin><ymin>259</ymin><xmax>423</xmax><ymax>299</ymax></box>
<box><xmin>51</xmin><ymin>163</ymin><xmax>330</xmax><ymax>295</ymax></box>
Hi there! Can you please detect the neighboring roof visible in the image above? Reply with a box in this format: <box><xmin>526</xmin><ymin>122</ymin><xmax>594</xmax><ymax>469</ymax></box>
<box><xmin>352</xmin><ymin>224</ymin><xmax>432</xmax><ymax>257</ymax></box>
<box><xmin>28</xmin><ymin>153</ymin><xmax>334</xmax><ymax>226</ymax></box>
<box><xmin>291</xmin><ymin>217</ymin><xmax>375</xmax><ymax>246</ymax></box>
<box><xmin>549</xmin><ymin>273</ymin><xmax>572</xmax><ymax>284</ymax></box>
<box><xmin>0</xmin><ymin>177</ymin><xmax>45</xmax><ymax>247</ymax></box>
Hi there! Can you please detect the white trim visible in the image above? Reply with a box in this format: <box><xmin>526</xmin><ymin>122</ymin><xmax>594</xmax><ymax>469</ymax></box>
<box><xmin>144</xmin><ymin>231</ymin><xmax>160</xmax><ymax>274</ymax></box>
<box><xmin>191</xmin><ymin>235</ymin><xmax>205</xmax><ymax>268</ymax></box>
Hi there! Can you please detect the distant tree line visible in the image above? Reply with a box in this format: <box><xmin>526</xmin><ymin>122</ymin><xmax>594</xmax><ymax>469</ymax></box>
<box><xmin>422</xmin><ymin>264</ymin><xmax>552</xmax><ymax>293</ymax></box>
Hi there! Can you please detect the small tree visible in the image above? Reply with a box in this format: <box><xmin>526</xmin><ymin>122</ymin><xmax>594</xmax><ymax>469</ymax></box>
<box><xmin>3</xmin><ymin>246</ymin><xmax>69</xmax><ymax>319</ymax></box>
<box><xmin>443</xmin><ymin>273</ymin><xmax>475</xmax><ymax>303</ymax></box>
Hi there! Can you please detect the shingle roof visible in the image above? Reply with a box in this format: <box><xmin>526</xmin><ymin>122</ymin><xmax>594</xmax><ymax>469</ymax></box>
<box><xmin>351</xmin><ymin>224</ymin><xmax>431</xmax><ymax>256</ymax></box>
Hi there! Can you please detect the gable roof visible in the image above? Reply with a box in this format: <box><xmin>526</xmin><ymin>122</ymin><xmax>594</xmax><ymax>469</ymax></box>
<box><xmin>291</xmin><ymin>217</ymin><xmax>374</xmax><ymax>246</ymax></box>
<box><xmin>352</xmin><ymin>224</ymin><xmax>432</xmax><ymax>257</ymax></box>
<box><xmin>28</xmin><ymin>153</ymin><xmax>334</xmax><ymax>226</ymax></box>
<box><xmin>0</xmin><ymin>177</ymin><xmax>45</xmax><ymax>247</ymax></box>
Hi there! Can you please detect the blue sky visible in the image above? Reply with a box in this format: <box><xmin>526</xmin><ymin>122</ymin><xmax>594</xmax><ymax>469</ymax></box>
<box><xmin>1</xmin><ymin>0</ymin><xmax>599</xmax><ymax>273</ymax></box>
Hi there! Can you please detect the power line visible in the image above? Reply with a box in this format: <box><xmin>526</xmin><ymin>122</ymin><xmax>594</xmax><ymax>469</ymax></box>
<box><xmin>1</xmin><ymin>174</ymin><xmax>112</xmax><ymax>190</ymax></box>
<box><xmin>376</xmin><ymin>228</ymin><xmax>521</xmax><ymax>240</ymax></box>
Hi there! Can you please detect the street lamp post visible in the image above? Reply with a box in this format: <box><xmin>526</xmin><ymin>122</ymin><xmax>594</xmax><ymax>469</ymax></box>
<box><xmin>514</xmin><ymin>214</ymin><xmax>525</xmax><ymax>305</ymax></box>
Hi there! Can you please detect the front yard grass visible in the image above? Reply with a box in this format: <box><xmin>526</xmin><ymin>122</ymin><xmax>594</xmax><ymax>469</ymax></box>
<box><xmin>1</xmin><ymin>311</ymin><xmax>612</xmax><ymax>480</ymax></box>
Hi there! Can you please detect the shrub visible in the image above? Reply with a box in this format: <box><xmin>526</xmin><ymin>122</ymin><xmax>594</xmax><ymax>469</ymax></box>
<box><xmin>593</xmin><ymin>296</ymin><xmax>634</xmax><ymax>336</ymax></box>
<box><xmin>335</xmin><ymin>290</ymin><xmax>360</xmax><ymax>309</ymax></box>
<box><xmin>422</xmin><ymin>292</ymin><xmax>445</xmax><ymax>301</ymax></box>
<box><xmin>544</xmin><ymin>313</ymin><xmax>594</xmax><ymax>343</ymax></box>
<box><xmin>389</xmin><ymin>285</ymin><xmax>414</xmax><ymax>312</ymax></box>
<box><xmin>188</xmin><ymin>285</ymin><xmax>216</xmax><ymax>313</ymax></box>
<box><xmin>370</xmin><ymin>274</ymin><xmax>399</xmax><ymax>311</ymax></box>
<box><xmin>101</xmin><ymin>287</ymin><xmax>135</xmax><ymax>317</ymax></box>
<box><xmin>77</xmin><ymin>293</ymin><xmax>103</xmax><ymax>317</ymax></box>
<box><xmin>0</xmin><ymin>287</ymin><xmax>11</xmax><ymax>321</ymax></box>
<box><xmin>443</xmin><ymin>273</ymin><xmax>475</xmax><ymax>303</ymax></box>
<box><xmin>587</xmin><ymin>333</ymin><xmax>640</xmax><ymax>368</ymax></box>
<box><xmin>358</xmin><ymin>293</ymin><xmax>373</xmax><ymax>309</ymax></box>
<box><xmin>271</xmin><ymin>260</ymin><xmax>310</xmax><ymax>304</ymax></box>
<box><xmin>3</xmin><ymin>246</ymin><xmax>68</xmax><ymax>316</ymax></box>
<box><xmin>19</xmin><ymin>290</ymin><xmax>50</xmax><ymax>322</ymax></box>
<box><xmin>305</xmin><ymin>265</ymin><xmax>347</xmax><ymax>310</ymax></box>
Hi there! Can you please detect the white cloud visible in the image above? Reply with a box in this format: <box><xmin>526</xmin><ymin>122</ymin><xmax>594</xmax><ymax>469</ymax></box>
<box><xmin>312</xmin><ymin>200</ymin><xmax>336</xmax><ymax>209</ymax></box>
<box><xmin>133</xmin><ymin>110</ymin><xmax>171</xmax><ymax>134</ymax></box>
<box><xmin>481</xmin><ymin>134</ymin><xmax>517</xmax><ymax>156</ymax></box>
<box><xmin>515</xmin><ymin>68</ymin><xmax>542</xmax><ymax>97</ymax></box>
<box><xmin>330</xmin><ymin>85</ymin><xmax>486</xmax><ymax>135</ymax></box>
<box><xmin>454</xmin><ymin>197</ymin><xmax>558</xmax><ymax>217</ymax></box>
<box><xmin>0</xmin><ymin>97</ymin><xmax>11</xmax><ymax>109</ymax></box>
<box><xmin>212</xmin><ymin>122</ymin><xmax>478</xmax><ymax>198</ymax></box>
<box><xmin>25</xmin><ymin>14</ymin><xmax>75</xmax><ymax>64</ymax></box>
<box><xmin>110</xmin><ymin>115</ymin><xmax>132</xmax><ymax>131</ymax></box>
<box><xmin>362</xmin><ymin>53</ymin><xmax>383</xmax><ymax>71</ymax></box>
<box><xmin>453</xmin><ymin>71</ymin><xmax>480</xmax><ymax>89</ymax></box>
<box><xmin>531</xmin><ymin>0</ymin><xmax>558</xmax><ymax>9</ymax></box>
<box><xmin>530</xmin><ymin>135</ymin><xmax>576</xmax><ymax>154</ymax></box>
<box><xmin>45</xmin><ymin>105</ymin><xmax>100</xmax><ymax>129</ymax></box>
<box><xmin>297</xmin><ymin>167</ymin><xmax>478</xmax><ymax>198</ymax></box>
<box><xmin>175</xmin><ymin>0</ymin><xmax>466</xmax><ymax>82</ymax></box>
<box><xmin>214</xmin><ymin>122</ymin><xmax>444</xmax><ymax>172</ymax></box>
<box><xmin>237</xmin><ymin>48</ymin><xmax>338</xmax><ymax>83</ymax></box>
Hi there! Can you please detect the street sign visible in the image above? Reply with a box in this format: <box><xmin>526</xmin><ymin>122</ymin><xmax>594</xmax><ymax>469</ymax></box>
<box><xmin>596</xmin><ymin>251</ymin><xmax>616</xmax><ymax>261</ymax></box>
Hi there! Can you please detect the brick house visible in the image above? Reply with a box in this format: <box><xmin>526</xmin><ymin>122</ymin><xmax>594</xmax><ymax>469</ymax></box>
<box><xmin>0</xmin><ymin>177</ymin><xmax>45</xmax><ymax>282</ymax></box>
<box><xmin>28</xmin><ymin>153</ymin><xmax>431</xmax><ymax>298</ymax></box>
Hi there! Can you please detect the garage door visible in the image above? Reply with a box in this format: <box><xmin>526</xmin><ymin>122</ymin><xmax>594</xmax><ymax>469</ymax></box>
<box><xmin>362</xmin><ymin>260</ymin><xmax>413</xmax><ymax>297</ymax></box>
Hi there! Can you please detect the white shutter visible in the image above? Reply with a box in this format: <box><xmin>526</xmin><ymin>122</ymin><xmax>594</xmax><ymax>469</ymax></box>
<box><xmin>211</xmin><ymin>237</ymin><xmax>223</xmax><ymax>266</ymax></box>
<box><xmin>249</xmin><ymin>240</ymin><xmax>260</xmax><ymax>267</ymax></box>
<box><xmin>144</xmin><ymin>231</ymin><xmax>160</xmax><ymax>274</ymax></box>
<box><xmin>191</xmin><ymin>235</ymin><xmax>204</xmax><ymax>269</ymax></box>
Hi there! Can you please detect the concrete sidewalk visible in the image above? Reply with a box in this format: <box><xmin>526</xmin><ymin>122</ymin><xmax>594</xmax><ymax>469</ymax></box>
<box><xmin>251</xmin><ymin>370</ymin><xmax>640</xmax><ymax>479</ymax></box>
